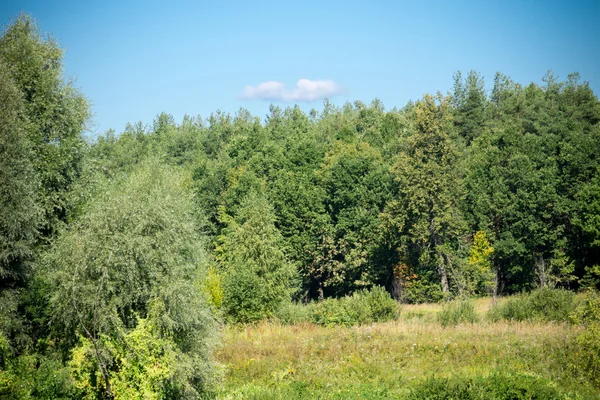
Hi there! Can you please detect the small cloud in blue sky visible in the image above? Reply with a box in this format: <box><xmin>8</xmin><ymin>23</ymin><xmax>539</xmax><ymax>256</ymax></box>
<box><xmin>241</xmin><ymin>79</ymin><xmax>344</xmax><ymax>102</ymax></box>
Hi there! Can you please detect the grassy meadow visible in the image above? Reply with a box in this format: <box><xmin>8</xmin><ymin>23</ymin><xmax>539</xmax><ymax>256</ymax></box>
<box><xmin>215</xmin><ymin>298</ymin><xmax>599</xmax><ymax>399</ymax></box>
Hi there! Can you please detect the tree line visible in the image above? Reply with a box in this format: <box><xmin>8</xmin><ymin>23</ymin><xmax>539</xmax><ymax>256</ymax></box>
<box><xmin>1</xmin><ymin>14</ymin><xmax>599</xmax><ymax>398</ymax></box>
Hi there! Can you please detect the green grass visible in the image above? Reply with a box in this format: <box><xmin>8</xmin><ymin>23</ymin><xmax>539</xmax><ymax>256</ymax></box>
<box><xmin>214</xmin><ymin>298</ymin><xmax>599</xmax><ymax>399</ymax></box>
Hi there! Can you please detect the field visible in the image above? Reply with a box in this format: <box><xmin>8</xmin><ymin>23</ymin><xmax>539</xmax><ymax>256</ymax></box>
<box><xmin>215</xmin><ymin>299</ymin><xmax>599</xmax><ymax>399</ymax></box>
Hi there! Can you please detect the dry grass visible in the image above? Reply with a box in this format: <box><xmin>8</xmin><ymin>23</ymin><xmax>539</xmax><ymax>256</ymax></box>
<box><xmin>214</xmin><ymin>317</ymin><xmax>593</xmax><ymax>399</ymax></box>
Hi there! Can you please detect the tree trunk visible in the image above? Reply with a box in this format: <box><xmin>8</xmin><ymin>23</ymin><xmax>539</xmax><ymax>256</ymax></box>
<box><xmin>317</xmin><ymin>282</ymin><xmax>324</xmax><ymax>301</ymax></box>
<box><xmin>438</xmin><ymin>255</ymin><xmax>450</xmax><ymax>293</ymax></box>
<box><xmin>433</xmin><ymin>236</ymin><xmax>450</xmax><ymax>294</ymax></box>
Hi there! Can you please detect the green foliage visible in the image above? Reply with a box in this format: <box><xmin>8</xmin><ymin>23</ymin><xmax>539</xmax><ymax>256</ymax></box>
<box><xmin>217</xmin><ymin>192</ymin><xmax>296</xmax><ymax>323</ymax></box>
<box><xmin>573</xmin><ymin>323</ymin><xmax>600</xmax><ymax>388</ymax></box>
<box><xmin>570</xmin><ymin>291</ymin><xmax>600</xmax><ymax>326</ymax></box>
<box><xmin>45</xmin><ymin>160</ymin><xmax>217</xmax><ymax>398</ymax></box>
<box><xmin>0</xmin><ymin>39</ymin><xmax>40</xmax><ymax>285</ymax></box>
<box><xmin>202</xmin><ymin>266</ymin><xmax>224</xmax><ymax>310</ymax></box>
<box><xmin>69</xmin><ymin>309</ymin><xmax>211</xmax><ymax>400</ymax></box>
<box><xmin>317</xmin><ymin>142</ymin><xmax>392</xmax><ymax>292</ymax></box>
<box><xmin>273</xmin><ymin>301</ymin><xmax>313</xmax><ymax>326</ymax></box>
<box><xmin>407</xmin><ymin>373</ymin><xmax>574</xmax><ymax>400</ymax></box>
<box><xmin>488</xmin><ymin>288</ymin><xmax>577</xmax><ymax>322</ymax></box>
<box><xmin>386</xmin><ymin>94</ymin><xmax>467</xmax><ymax>298</ymax></box>
<box><xmin>437</xmin><ymin>299</ymin><xmax>478</xmax><ymax>327</ymax></box>
<box><xmin>570</xmin><ymin>291</ymin><xmax>600</xmax><ymax>388</ymax></box>
<box><xmin>84</xmin><ymin>68</ymin><xmax>600</xmax><ymax>302</ymax></box>
<box><xmin>0</xmin><ymin>14</ymin><xmax>89</xmax><ymax>236</ymax></box>
<box><xmin>2</xmin><ymin>12</ymin><xmax>600</xmax><ymax>394</ymax></box>
<box><xmin>275</xmin><ymin>286</ymin><xmax>398</xmax><ymax>327</ymax></box>
<box><xmin>0</xmin><ymin>353</ymin><xmax>77</xmax><ymax>399</ymax></box>
<box><xmin>452</xmin><ymin>70</ymin><xmax>487</xmax><ymax>145</ymax></box>
<box><xmin>407</xmin><ymin>282</ymin><xmax>444</xmax><ymax>304</ymax></box>
<box><xmin>109</xmin><ymin>316</ymin><xmax>178</xmax><ymax>399</ymax></box>
<box><xmin>464</xmin><ymin>230</ymin><xmax>495</xmax><ymax>295</ymax></box>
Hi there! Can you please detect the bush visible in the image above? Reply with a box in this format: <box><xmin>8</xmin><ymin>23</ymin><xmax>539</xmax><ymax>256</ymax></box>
<box><xmin>437</xmin><ymin>299</ymin><xmax>478</xmax><ymax>327</ymax></box>
<box><xmin>364</xmin><ymin>286</ymin><xmax>400</xmax><ymax>322</ymax></box>
<box><xmin>312</xmin><ymin>286</ymin><xmax>398</xmax><ymax>327</ymax></box>
<box><xmin>488</xmin><ymin>288</ymin><xmax>576</xmax><ymax>323</ymax></box>
<box><xmin>573</xmin><ymin>323</ymin><xmax>600</xmax><ymax>388</ymax></box>
<box><xmin>311</xmin><ymin>296</ymin><xmax>370</xmax><ymax>326</ymax></box>
<box><xmin>273</xmin><ymin>302</ymin><xmax>312</xmax><ymax>325</ymax></box>
<box><xmin>570</xmin><ymin>291</ymin><xmax>600</xmax><ymax>388</ymax></box>
<box><xmin>570</xmin><ymin>290</ymin><xmax>600</xmax><ymax>326</ymax></box>
<box><xmin>408</xmin><ymin>373</ymin><xmax>575</xmax><ymax>399</ymax></box>
<box><xmin>0</xmin><ymin>354</ymin><xmax>77</xmax><ymax>399</ymax></box>
<box><xmin>402</xmin><ymin>278</ymin><xmax>444</xmax><ymax>304</ymax></box>
<box><xmin>275</xmin><ymin>286</ymin><xmax>398</xmax><ymax>327</ymax></box>
<box><xmin>202</xmin><ymin>266</ymin><xmax>224</xmax><ymax>310</ymax></box>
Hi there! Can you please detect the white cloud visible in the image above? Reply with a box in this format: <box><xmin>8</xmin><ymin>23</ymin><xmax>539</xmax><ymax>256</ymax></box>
<box><xmin>241</xmin><ymin>79</ymin><xmax>344</xmax><ymax>102</ymax></box>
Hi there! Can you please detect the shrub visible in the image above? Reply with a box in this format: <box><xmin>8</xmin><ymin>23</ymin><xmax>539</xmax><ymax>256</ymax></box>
<box><xmin>408</xmin><ymin>373</ymin><xmax>574</xmax><ymax>399</ymax></box>
<box><xmin>570</xmin><ymin>291</ymin><xmax>600</xmax><ymax>388</ymax></box>
<box><xmin>0</xmin><ymin>353</ymin><xmax>77</xmax><ymax>399</ymax></box>
<box><xmin>311</xmin><ymin>296</ymin><xmax>370</xmax><ymax>327</ymax></box>
<box><xmin>363</xmin><ymin>286</ymin><xmax>400</xmax><ymax>322</ymax></box>
<box><xmin>314</xmin><ymin>286</ymin><xmax>398</xmax><ymax>327</ymax></box>
<box><xmin>488</xmin><ymin>288</ymin><xmax>576</xmax><ymax>323</ymax></box>
<box><xmin>570</xmin><ymin>290</ymin><xmax>600</xmax><ymax>326</ymax></box>
<box><xmin>273</xmin><ymin>301</ymin><xmax>311</xmax><ymax>325</ymax></box>
<box><xmin>573</xmin><ymin>322</ymin><xmax>600</xmax><ymax>388</ymax></box>
<box><xmin>437</xmin><ymin>299</ymin><xmax>478</xmax><ymax>327</ymax></box>
<box><xmin>202</xmin><ymin>266</ymin><xmax>224</xmax><ymax>310</ymax></box>
<box><xmin>275</xmin><ymin>286</ymin><xmax>398</xmax><ymax>327</ymax></box>
<box><xmin>402</xmin><ymin>278</ymin><xmax>444</xmax><ymax>304</ymax></box>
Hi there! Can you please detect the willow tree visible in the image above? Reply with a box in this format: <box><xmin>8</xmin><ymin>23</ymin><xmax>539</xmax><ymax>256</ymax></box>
<box><xmin>0</xmin><ymin>14</ymin><xmax>89</xmax><ymax>236</ymax></box>
<box><xmin>45</xmin><ymin>160</ymin><xmax>217</xmax><ymax>399</ymax></box>
<box><xmin>0</xmin><ymin>59</ymin><xmax>40</xmax><ymax>286</ymax></box>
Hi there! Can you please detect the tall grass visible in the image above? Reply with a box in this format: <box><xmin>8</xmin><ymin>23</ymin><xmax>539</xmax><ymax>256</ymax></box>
<box><xmin>437</xmin><ymin>299</ymin><xmax>478</xmax><ymax>327</ymax></box>
<box><xmin>216</xmin><ymin>319</ymin><xmax>599</xmax><ymax>399</ymax></box>
<box><xmin>407</xmin><ymin>373</ymin><xmax>577</xmax><ymax>399</ymax></box>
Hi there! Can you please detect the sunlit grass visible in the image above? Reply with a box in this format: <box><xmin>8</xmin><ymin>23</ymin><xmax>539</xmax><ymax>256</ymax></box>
<box><xmin>214</xmin><ymin>301</ymin><xmax>597</xmax><ymax>399</ymax></box>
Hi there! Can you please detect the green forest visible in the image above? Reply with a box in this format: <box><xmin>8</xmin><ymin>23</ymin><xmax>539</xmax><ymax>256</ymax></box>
<box><xmin>2</xmin><ymin>15</ymin><xmax>600</xmax><ymax>399</ymax></box>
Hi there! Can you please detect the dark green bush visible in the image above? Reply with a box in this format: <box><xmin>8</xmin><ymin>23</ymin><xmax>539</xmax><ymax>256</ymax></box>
<box><xmin>488</xmin><ymin>288</ymin><xmax>576</xmax><ymax>323</ymax></box>
<box><xmin>437</xmin><ymin>299</ymin><xmax>478</xmax><ymax>327</ymax></box>
<box><xmin>408</xmin><ymin>373</ymin><xmax>575</xmax><ymax>399</ymax></box>
<box><xmin>402</xmin><ymin>278</ymin><xmax>444</xmax><ymax>304</ymax></box>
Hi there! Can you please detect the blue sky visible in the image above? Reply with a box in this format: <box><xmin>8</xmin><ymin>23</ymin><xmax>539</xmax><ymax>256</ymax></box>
<box><xmin>1</xmin><ymin>0</ymin><xmax>599</xmax><ymax>136</ymax></box>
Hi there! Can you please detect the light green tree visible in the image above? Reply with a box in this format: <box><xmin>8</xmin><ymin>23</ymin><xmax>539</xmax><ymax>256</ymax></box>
<box><xmin>0</xmin><ymin>14</ymin><xmax>90</xmax><ymax>236</ymax></box>
<box><xmin>45</xmin><ymin>160</ymin><xmax>217</xmax><ymax>398</ymax></box>
<box><xmin>0</xmin><ymin>59</ymin><xmax>40</xmax><ymax>285</ymax></box>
